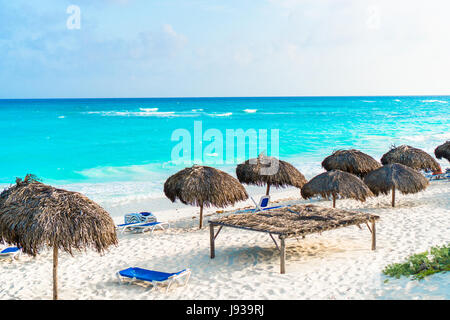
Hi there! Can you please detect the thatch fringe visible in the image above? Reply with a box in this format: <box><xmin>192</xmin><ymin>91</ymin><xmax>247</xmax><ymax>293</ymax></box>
<box><xmin>380</xmin><ymin>145</ymin><xmax>440</xmax><ymax>172</ymax></box>
<box><xmin>435</xmin><ymin>141</ymin><xmax>450</xmax><ymax>162</ymax></box>
<box><xmin>363</xmin><ymin>163</ymin><xmax>429</xmax><ymax>196</ymax></box>
<box><xmin>0</xmin><ymin>176</ymin><xmax>118</xmax><ymax>256</ymax></box>
<box><xmin>236</xmin><ymin>154</ymin><xmax>307</xmax><ymax>190</ymax></box>
<box><xmin>301</xmin><ymin>170</ymin><xmax>373</xmax><ymax>202</ymax></box>
<box><xmin>164</xmin><ymin>165</ymin><xmax>248</xmax><ymax>208</ymax></box>
<box><xmin>322</xmin><ymin>149</ymin><xmax>381</xmax><ymax>178</ymax></box>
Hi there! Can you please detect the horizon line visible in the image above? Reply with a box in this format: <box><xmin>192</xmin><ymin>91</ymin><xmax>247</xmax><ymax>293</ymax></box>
<box><xmin>1</xmin><ymin>93</ymin><xmax>450</xmax><ymax>101</ymax></box>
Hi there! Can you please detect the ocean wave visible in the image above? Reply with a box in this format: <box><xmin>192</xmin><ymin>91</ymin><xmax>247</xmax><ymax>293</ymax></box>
<box><xmin>139</xmin><ymin>107</ymin><xmax>159</xmax><ymax>112</ymax></box>
<box><xmin>260</xmin><ymin>112</ymin><xmax>295</xmax><ymax>115</ymax></box>
<box><xmin>192</xmin><ymin>109</ymin><xmax>204</xmax><ymax>112</ymax></box>
<box><xmin>208</xmin><ymin>112</ymin><xmax>232</xmax><ymax>117</ymax></box>
<box><xmin>421</xmin><ymin>100</ymin><xmax>448</xmax><ymax>103</ymax></box>
<box><xmin>83</xmin><ymin>110</ymin><xmax>198</xmax><ymax>118</ymax></box>
<box><xmin>243</xmin><ymin>109</ymin><xmax>257</xmax><ymax>113</ymax></box>
<box><xmin>362</xmin><ymin>100</ymin><xmax>376</xmax><ymax>103</ymax></box>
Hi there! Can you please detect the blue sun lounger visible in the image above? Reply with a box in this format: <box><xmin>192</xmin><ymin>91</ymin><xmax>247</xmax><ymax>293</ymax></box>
<box><xmin>251</xmin><ymin>195</ymin><xmax>270</xmax><ymax>211</ymax></box>
<box><xmin>234</xmin><ymin>195</ymin><xmax>288</xmax><ymax>214</ymax></box>
<box><xmin>0</xmin><ymin>247</ymin><xmax>21</xmax><ymax>260</ymax></box>
<box><xmin>117</xmin><ymin>267</ymin><xmax>191</xmax><ymax>292</ymax></box>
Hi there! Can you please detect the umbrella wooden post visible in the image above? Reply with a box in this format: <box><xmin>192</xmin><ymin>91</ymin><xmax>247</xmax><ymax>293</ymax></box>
<box><xmin>199</xmin><ymin>204</ymin><xmax>204</xmax><ymax>229</ymax></box>
<box><xmin>279</xmin><ymin>236</ymin><xmax>286</xmax><ymax>274</ymax></box>
<box><xmin>391</xmin><ymin>186</ymin><xmax>395</xmax><ymax>207</ymax></box>
<box><xmin>53</xmin><ymin>246</ymin><xmax>58</xmax><ymax>300</ymax></box>
<box><xmin>210</xmin><ymin>223</ymin><xmax>215</xmax><ymax>259</ymax></box>
<box><xmin>266</xmin><ymin>183</ymin><xmax>271</xmax><ymax>196</ymax></box>
<box><xmin>371</xmin><ymin>219</ymin><xmax>376</xmax><ymax>250</ymax></box>
<box><xmin>332</xmin><ymin>194</ymin><xmax>336</xmax><ymax>208</ymax></box>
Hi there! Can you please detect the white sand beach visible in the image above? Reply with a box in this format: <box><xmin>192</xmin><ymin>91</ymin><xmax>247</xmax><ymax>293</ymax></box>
<box><xmin>0</xmin><ymin>180</ymin><xmax>449</xmax><ymax>300</ymax></box>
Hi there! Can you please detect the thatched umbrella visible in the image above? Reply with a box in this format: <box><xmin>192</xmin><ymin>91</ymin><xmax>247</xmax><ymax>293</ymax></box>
<box><xmin>164</xmin><ymin>165</ymin><xmax>248</xmax><ymax>229</ymax></box>
<box><xmin>435</xmin><ymin>141</ymin><xmax>450</xmax><ymax>163</ymax></box>
<box><xmin>236</xmin><ymin>153</ymin><xmax>307</xmax><ymax>195</ymax></box>
<box><xmin>301</xmin><ymin>170</ymin><xmax>373</xmax><ymax>208</ymax></box>
<box><xmin>380</xmin><ymin>145</ymin><xmax>441</xmax><ymax>172</ymax></box>
<box><xmin>322</xmin><ymin>149</ymin><xmax>381</xmax><ymax>178</ymax></box>
<box><xmin>363</xmin><ymin>163</ymin><xmax>429</xmax><ymax>207</ymax></box>
<box><xmin>0</xmin><ymin>175</ymin><xmax>117</xmax><ymax>300</ymax></box>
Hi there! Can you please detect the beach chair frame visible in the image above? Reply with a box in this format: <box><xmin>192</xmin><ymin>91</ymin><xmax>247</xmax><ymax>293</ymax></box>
<box><xmin>426</xmin><ymin>168</ymin><xmax>450</xmax><ymax>181</ymax></box>
<box><xmin>0</xmin><ymin>247</ymin><xmax>21</xmax><ymax>261</ymax></box>
<box><xmin>116</xmin><ymin>212</ymin><xmax>165</xmax><ymax>234</ymax></box>
<box><xmin>116</xmin><ymin>268</ymin><xmax>191</xmax><ymax>292</ymax></box>
<box><xmin>116</xmin><ymin>221</ymin><xmax>144</xmax><ymax>233</ymax></box>
<box><xmin>251</xmin><ymin>195</ymin><xmax>271</xmax><ymax>212</ymax></box>
<box><xmin>120</xmin><ymin>221</ymin><xmax>170</xmax><ymax>234</ymax></box>
<box><xmin>428</xmin><ymin>173</ymin><xmax>447</xmax><ymax>181</ymax></box>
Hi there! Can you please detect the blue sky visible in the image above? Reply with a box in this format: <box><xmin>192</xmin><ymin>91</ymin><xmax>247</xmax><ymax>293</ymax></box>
<box><xmin>1</xmin><ymin>0</ymin><xmax>450</xmax><ymax>98</ymax></box>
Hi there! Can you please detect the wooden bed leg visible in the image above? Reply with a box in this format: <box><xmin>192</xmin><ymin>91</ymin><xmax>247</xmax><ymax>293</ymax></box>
<box><xmin>210</xmin><ymin>224</ymin><xmax>215</xmax><ymax>259</ymax></box>
<box><xmin>371</xmin><ymin>219</ymin><xmax>376</xmax><ymax>250</ymax></box>
<box><xmin>280</xmin><ymin>236</ymin><xmax>286</xmax><ymax>274</ymax></box>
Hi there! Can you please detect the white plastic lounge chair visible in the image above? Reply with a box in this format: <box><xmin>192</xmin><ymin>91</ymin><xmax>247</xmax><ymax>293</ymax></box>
<box><xmin>117</xmin><ymin>267</ymin><xmax>191</xmax><ymax>292</ymax></box>
<box><xmin>234</xmin><ymin>195</ymin><xmax>285</xmax><ymax>214</ymax></box>
<box><xmin>251</xmin><ymin>195</ymin><xmax>271</xmax><ymax>212</ymax></box>
<box><xmin>0</xmin><ymin>247</ymin><xmax>21</xmax><ymax>260</ymax></box>
<box><xmin>122</xmin><ymin>221</ymin><xmax>170</xmax><ymax>234</ymax></box>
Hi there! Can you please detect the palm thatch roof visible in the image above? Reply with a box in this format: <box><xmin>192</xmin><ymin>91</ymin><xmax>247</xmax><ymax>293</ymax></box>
<box><xmin>380</xmin><ymin>145</ymin><xmax>441</xmax><ymax>172</ymax></box>
<box><xmin>210</xmin><ymin>204</ymin><xmax>379</xmax><ymax>238</ymax></box>
<box><xmin>236</xmin><ymin>154</ymin><xmax>307</xmax><ymax>194</ymax></box>
<box><xmin>321</xmin><ymin>149</ymin><xmax>381</xmax><ymax>178</ymax></box>
<box><xmin>164</xmin><ymin>165</ymin><xmax>248</xmax><ymax>228</ymax></box>
<box><xmin>0</xmin><ymin>174</ymin><xmax>118</xmax><ymax>299</ymax></box>
<box><xmin>435</xmin><ymin>141</ymin><xmax>450</xmax><ymax>162</ymax></box>
<box><xmin>164</xmin><ymin>165</ymin><xmax>248</xmax><ymax>208</ymax></box>
<box><xmin>301</xmin><ymin>170</ymin><xmax>373</xmax><ymax>207</ymax></box>
<box><xmin>0</xmin><ymin>175</ymin><xmax>117</xmax><ymax>256</ymax></box>
<box><xmin>363</xmin><ymin>163</ymin><xmax>429</xmax><ymax>197</ymax></box>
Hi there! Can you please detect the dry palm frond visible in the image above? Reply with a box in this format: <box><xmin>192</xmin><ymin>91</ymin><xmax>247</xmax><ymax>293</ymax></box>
<box><xmin>322</xmin><ymin>149</ymin><xmax>381</xmax><ymax>178</ymax></box>
<box><xmin>301</xmin><ymin>170</ymin><xmax>373</xmax><ymax>202</ymax></box>
<box><xmin>363</xmin><ymin>163</ymin><xmax>429</xmax><ymax>196</ymax></box>
<box><xmin>381</xmin><ymin>145</ymin><xmax>440</xmax><ymax>172</ymax></box>
<box><xmin>236</xmin><ymin>153</ymin><xmax>307</xmax><ymax>192</ymax></box>
<box><xmin>435</xmin><ymin>141</ymin><xmax>450</xmax><ymax>162</ymax></box>
<box><xmin>0</xmin><ymin>175</ymin><xmax>117</xmax><ymax>256</ymax></box>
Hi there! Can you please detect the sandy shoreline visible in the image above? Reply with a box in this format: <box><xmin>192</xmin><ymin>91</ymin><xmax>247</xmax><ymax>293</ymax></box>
<box><xmin>1</xmin><ymin>180</ymin><xmax>449</xmax><ymax>300</ymax></box>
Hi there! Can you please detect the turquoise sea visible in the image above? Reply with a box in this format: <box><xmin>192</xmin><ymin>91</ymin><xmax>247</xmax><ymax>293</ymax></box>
<box><xmin>0</xmin><ymin>96</ymin><xmax>449</xmax><ymax>207</ymax></box>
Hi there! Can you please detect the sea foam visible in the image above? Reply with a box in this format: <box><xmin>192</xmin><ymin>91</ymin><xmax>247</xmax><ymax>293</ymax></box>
<box><xmin>421</xmin><ymin>100</ymin><xmax>448</xmax><ymax>103</ymax></box>
<box><xmin>208</xmin><ymin>112</ymin><xmax>233</xmax><ymax>117</ymax></box>
<box><xmin>83</xmin><ymin>110</ymin><xmax>197</xmax><ymax>118</ymax></box>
